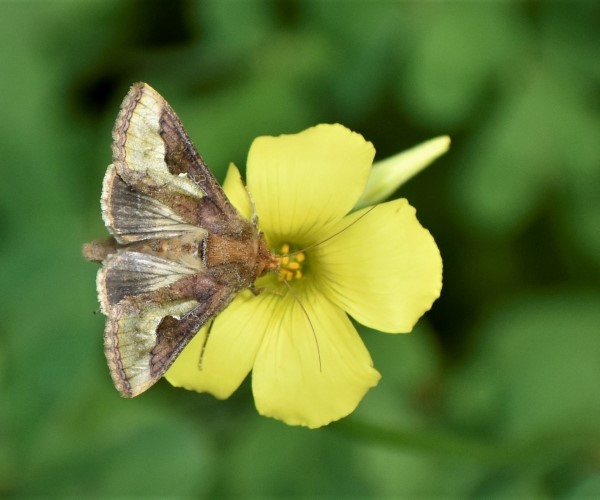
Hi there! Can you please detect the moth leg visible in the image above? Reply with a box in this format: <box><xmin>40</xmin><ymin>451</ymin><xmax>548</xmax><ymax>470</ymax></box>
<box><xmin>197</xmin><ymin>319</ymin><xmax>215</xmax><ymax>371</ymax></box>
<box><xmin>249</xmin><ymin>285</ymin><xmax>285</xmax><ymax>297</ymax></box>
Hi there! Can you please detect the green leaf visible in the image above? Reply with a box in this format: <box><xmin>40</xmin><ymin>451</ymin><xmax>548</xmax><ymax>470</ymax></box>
<box><xmin>397</xmin><ymin>4</ymin><xmax>523</xmax><ymax>128</ymax></box>
<box><xmin>454</xmin><ymin>67</ymin><xmax>600</xmax><ymax>237</ymax></box>
<box><xmin>446</xmin><ymin>292</ymin><xmax>600</xmax><ymax>440</ymax></box>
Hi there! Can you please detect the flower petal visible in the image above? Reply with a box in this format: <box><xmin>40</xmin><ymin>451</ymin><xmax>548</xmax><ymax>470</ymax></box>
<box><xmin>247</xmin><ymin>124</ymin><xmax>375</xmax><ymax>245</ymax></box>
<box><xmin>312</xmin><ymin>199</ymin><xmax>442</xmax><ymax>333</ymax></box>
<box><xmin>355</xmin><ymin>136</ymin><xmax>451</xmax><ymax>209</ymax></box>
<box><xmin>222</xmin><ymin>163</ymin><xmax>253</xmax><ymax>220</ymax></box>
<box><xmin>252</xmin><ymin>284</ymin><xmax>381</xmax><ymax>428</ymax></box>
<box><xmin>165</xmin><ymin>290</ymin><xmax>278</xmax><ymax>398</ymax></box>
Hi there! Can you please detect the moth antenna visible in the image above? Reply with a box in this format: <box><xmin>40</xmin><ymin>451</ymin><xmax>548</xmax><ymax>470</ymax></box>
<box><xmin>243</xmin><ymin>182</ymin><xmax>259</xmax><ymax>227</ymax></box>
<box><xmin>198</xmin><ymin>319</ymin><xmax>215</xmax><ymax>371</ymax></box>
<box><xmin>282</xmin><ymin>279</ymin><xmax>322</xmax><ymax>372</ymax></box>
<box><xmin>286</xmin><ymin>206</ymin><xmax>377</xmax><ymax>256</ymax></box>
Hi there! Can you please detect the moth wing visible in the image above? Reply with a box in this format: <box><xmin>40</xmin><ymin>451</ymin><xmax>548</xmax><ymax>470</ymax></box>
<box><xmin>100</xmin><ymin>251</ymin><xmax>237</xmax><ymax>397</ymax></box>
<box><xmin>100</xmin><ymin>164</ymin><xmax>205</xmax><ymax>244</ymax></box>
<box><xmin>112</xmin><ymin>82</ymin><xmax>233</xmax><ymax>213</ymax></box>
<box><xmin>95</xmin><ymin>82</ymin><xmax>258</xmax><ymax>397</ymax></box>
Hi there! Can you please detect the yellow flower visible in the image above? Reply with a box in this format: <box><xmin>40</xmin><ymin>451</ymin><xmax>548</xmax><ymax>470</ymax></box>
<box><xmin>165</xmin><ymin>124</ymin><xmax>443</xmax><ymax>428</ymax></box>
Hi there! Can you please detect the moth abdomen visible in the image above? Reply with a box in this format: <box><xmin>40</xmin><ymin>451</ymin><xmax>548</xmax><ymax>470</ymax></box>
<box><xmin>82</xmin><ymin>238</ymin><xmax>117</xmax><ymax>263</ymax></box>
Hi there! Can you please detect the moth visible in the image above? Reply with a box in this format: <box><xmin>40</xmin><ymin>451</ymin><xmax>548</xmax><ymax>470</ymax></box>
<box><xmin>83</xmin><ymin>82</ymin><xmax>279</xmax><ymax>397</ymax></box>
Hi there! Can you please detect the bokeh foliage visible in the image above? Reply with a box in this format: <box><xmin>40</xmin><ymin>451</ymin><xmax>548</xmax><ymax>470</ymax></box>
<box><xmin>1</xmin><ymin>1</ymin><xmax>599</xmax><ymax>497</ymax></box>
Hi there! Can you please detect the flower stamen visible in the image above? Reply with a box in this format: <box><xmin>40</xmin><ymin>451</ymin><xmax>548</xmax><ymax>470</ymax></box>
<box><xmin>277</xmin><ymin>243</ymin><xmax>305</xmax><ymax>282</ymax></box>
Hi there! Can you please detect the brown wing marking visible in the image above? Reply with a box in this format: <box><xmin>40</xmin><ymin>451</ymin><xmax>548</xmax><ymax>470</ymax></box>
<box><xmin>148</xmin><ymin>286</ymin><xmax>232</xmax><ymax>379</ymax></box>
<box><xmin>157</xmin><ymin>100</ymin><xmax>234</xmax><ymax>215</ymax></box>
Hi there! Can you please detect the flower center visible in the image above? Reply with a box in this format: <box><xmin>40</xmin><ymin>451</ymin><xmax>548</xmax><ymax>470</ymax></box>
<box><xmin>277</xmin><ymin>243</ymin><xmax>305</xmax><ymax>282</ymax></box>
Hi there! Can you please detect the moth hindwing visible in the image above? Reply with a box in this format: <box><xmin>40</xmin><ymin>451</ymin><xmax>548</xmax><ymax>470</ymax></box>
<box><xmin>83</xmin><ymin>82</ymin><xmax>279</xmax><ymax>397</ymax></box>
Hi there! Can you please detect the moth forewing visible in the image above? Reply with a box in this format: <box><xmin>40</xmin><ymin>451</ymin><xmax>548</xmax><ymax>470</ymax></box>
<box><xmin>104</xmin><ymin>298</ymin><xmax>200</xmax><ymax>397</ymax></box>
<box><xmin>84</xmin><ymin>82</ymin><xmax>278</xmax><ymax>398</ymax></box>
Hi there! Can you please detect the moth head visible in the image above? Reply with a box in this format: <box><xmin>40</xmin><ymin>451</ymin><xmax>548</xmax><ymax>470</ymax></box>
<box><xmin>256</xmin><ymin>232</ymin><xmax>279</xmax><ymax>277</ymax></box>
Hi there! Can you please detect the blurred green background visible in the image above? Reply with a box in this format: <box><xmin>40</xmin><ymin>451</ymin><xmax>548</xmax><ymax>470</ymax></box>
<box><xmin>1</xmin><ymin>1</ymin><xmax>599</xmax><ymax>498</ymax></box>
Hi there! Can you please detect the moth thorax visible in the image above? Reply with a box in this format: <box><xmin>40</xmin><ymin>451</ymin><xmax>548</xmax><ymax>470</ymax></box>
<box><xmin>203</xmin><ymin>233</ymin><xmax>251</xmax><ymax>267</ymax></box>
<box><xmin>277</xmin><ymin>243</ymin><xmax>306</xmax><ymax>282</ymax></box>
